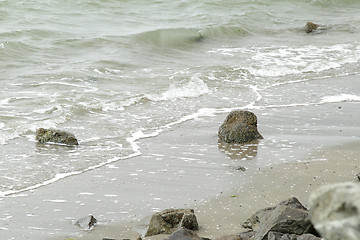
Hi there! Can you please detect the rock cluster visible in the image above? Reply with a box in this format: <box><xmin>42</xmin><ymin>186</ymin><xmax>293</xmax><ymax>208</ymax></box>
<box><xmin>36</xmin><ymin>128</ymin><xmax>79</xmax><ymax>145</ymax></box>
<box><xmin>241</xmin><ymin>197</ymin><xmax>319</xmax><ymax>240</ymax></box>
<box><xmin>146</xmin><ymin>198</ymin><xmax>320</xmax><ymax>240</ymax></box>
<box><xmin>218</xmin><ymin>110</ymin><xmax>263</xmax><ymax>144</ymax></box>
<box><xmin>145</xmin><ymin>209</ymin><xmax>199</xmax><ymax>237</ymax></box>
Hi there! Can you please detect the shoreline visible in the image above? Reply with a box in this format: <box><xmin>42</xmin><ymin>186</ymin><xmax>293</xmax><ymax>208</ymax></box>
<box><xmin>71</xmin><ymin>139</ymin><xmax>360</xmax><ymax>240</ymax></box>
<box><xmin>0</xmin><ymin>101</ymin><xmax>359</xmax><ymax>240</ymax></box>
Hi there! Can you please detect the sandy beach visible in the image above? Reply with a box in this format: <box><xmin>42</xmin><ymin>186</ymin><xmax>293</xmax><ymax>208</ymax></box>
<box><xmin>72</xmin><ymin>129</ymin><xmax>360</xmax><ymax>240</ymax></box>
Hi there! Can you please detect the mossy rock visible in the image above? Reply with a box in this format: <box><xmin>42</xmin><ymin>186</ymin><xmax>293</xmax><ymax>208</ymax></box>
<box><xmin>36</xmin><ymin>128</ymin><xmax>78</xmax><ymax>145</ymax></box>
<box><xmin>218</xmin><ymin>110</ymin><xmax>263</xmax><ymax>144</ymax></box>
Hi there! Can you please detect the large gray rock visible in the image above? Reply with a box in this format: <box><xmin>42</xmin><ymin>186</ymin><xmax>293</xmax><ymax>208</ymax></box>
<box><xmin>242</xmin><ymin>197</ymin><xmax>316</xmax><ymax>240</ymax></box>
<box><xmin>145</xmin><ymin>209</ymin><xmax>199</xmax><ymax>237</ymax></box>
<box><xmin>218</xmin><ymin>110</ymin><xmax>263</xmax><ymax>143</ymax></box>
<box><xmin>36</xmin><ymin>128</ymin><xmax>78</xmax><ymax>145</ymax></box>
<box><xmin>165</xmin><ymin>228</ymin><xmax>203</xmax><ymax>240</ymax></box>
<box><xmin>309</xmin><ymin>182</ymin><xmax>360</xmax><ymax>240</ymax></box>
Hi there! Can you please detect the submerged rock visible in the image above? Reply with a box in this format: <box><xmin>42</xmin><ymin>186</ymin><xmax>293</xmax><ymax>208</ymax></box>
<box><xmin>145</xmin><ymin>209</ymin><xmax>199</xmax><ymax>237</ymax></box>
<box><xmin>36</xmin><ymin>128</ymin><xmax>78</xmax><ymax>145</ymax></box>
<box><xmin>309</xmin><ymin>182</ymin><xmax>360</xmax><ymax>240</ymax></box>
<box><xmin>218</xmin><ymin>110</ymin><xmax>263</xmax><ymax>144</ymax></box>
<box><xmin>305</xmin><ymin>22</ymin><xmax>319</xmax><ymax>33</ymax></box>
<box><xmin>242</xmin><ymin>197</ymin><xmax>317</xmax><ymax>240</ymax></box>
<box><xmin>75</xmin><ymin>215</ymin><xmax>97</xmax><ymax>230</ymax></box>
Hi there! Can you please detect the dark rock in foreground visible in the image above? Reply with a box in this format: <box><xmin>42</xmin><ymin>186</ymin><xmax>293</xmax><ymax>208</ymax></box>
<box><xmin>75</xmin><ymin>215</ymin><xmax>97</xmax><ymax>230</ymax></box>
<box><xmin>242</xmin><ymin>197</ymin><xmax>317</xmax><ymax>240</ymax></box>
<box><xmin>165</xmin><ymin>228</ymin><xmax>203</xmax><ymax>240</ymax></box>
<box><xmin>309</xmin><ymin>182</ymin><xmax>360</xmax><ymax>240</ymax></box>
<box><xmin>305</xmin><ymin>22</ymin><xmax>319</xmax><ymax>33</ymax></box>
<box><xmin>145</xmin><ymin>209</ymin><xmax>199</xmax><ymax>237</ymax></box>
<box><xmin>218</xmin><ymin>110</ymin><xmax>263</xmax><ymax>144</ymax></box>
<box><xmin>267</xmin><ymin>231</ymin><xmax>321</xmax><ymax>240</ymax></box>
<box><xmin>216</xmin><ymin>231</ymin><xmax>255</xmax><ymax>240</ymax></box>
<box><xmin>36</xmin><ymin>128</ymin><xmax>78</xmax><ymax>145</ymax></box>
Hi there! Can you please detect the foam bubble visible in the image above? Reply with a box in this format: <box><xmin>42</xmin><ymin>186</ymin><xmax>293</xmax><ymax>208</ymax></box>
<box><xmin>320</xmin><ymin>94</ymin><xmax>360</xmax><ymax>103</ymax></box>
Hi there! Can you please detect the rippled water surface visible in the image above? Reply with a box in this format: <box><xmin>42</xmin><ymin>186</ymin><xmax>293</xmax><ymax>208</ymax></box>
<box><xmin>1</xmin><ymin>0</ymin><xmax>360</xmax><ymax>195</ymax></box>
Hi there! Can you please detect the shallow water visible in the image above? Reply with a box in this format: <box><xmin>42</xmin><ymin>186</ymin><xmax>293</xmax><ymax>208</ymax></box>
<box><xmin>1</xmin><ymin>0</ymin><xmax>360</xmax><ymax>198</ymax></box>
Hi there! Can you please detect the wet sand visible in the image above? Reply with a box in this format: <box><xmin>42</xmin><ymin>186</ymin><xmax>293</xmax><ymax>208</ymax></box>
<box><xmin>71</xmin><ymin>140</ymin><xmax>360</xmax><ymax>240</ymax></box>
<box><xmin>1</xmin><ymin>101</ymin><xmax>359</xmax><ymax>240</ymax></box>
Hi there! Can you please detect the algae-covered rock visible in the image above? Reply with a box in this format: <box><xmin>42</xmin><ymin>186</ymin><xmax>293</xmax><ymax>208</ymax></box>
<box><xmin>36</xmin><ymin>128</ymin><xmax>78</xmax><ymax>145</ymax></box>
<box><xmin>305</xmin><ymin>22</ymin><xmax>319</xmax><ymax>33</ymax></box>
<box><xmin>218</xmin><ymin>110</ymin><xmax>263</xmax><ymax>143</ymax></box>
<box><xmin>145</xmin><ymin>209</ymin><xmax>199</xmax><ymax>237</ymax></box>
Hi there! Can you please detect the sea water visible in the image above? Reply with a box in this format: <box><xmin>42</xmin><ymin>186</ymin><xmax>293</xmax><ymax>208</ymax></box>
<box><xmin>1</xmin><ymin>0</ymin><xmax>360</xmax><ymax>200</ymax></box>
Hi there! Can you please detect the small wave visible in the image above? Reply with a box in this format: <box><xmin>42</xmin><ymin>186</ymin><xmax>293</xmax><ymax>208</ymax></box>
<box><xmin>134</xmin><ymin>28</ymin><xmax>203</xmax><ymax>47</ymax></box>
<box><xmin>146</xmin><ymin>76</ymin><xmax>210</xmax><ymax>102</ymax></box>
<box><xmin>133</xmin><ymin>25</ymin><xmax>249</xmax><ymax>47</ymax></box>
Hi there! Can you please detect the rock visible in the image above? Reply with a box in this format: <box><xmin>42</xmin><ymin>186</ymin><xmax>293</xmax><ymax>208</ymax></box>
<box><xmin>216</xmin><ymin>231</ymin><xmax>255</xmax><ymax>240</ymax></box>
<box><xmin>218</xmin><ymin>110</ymin><xmax>263</xmax><ymax>144</ymax></box>
<box><xmin>234</xmin><ymin>166</ymin><xmax>247</xmax><ymax>172</ymax></box>
<box><xmin>75</xmin><ymin>215</ymin><xmax>97</xmax><ymax>230</ymax></box>
<box><xmin>356</xmin><ymin>173</ymin><xmax>360</xmax><ymax>181</ymax></box>
<box><xmin>165</xmin><ymin>228</ymin><xmax>203</xmax><ymax>240</ymax></box>
<box><xmin>267</xmin><ymin>232</ymin><xmax>321</xmax><ymax>240</ymax></box>
<box><xmin>216</xmin><ymin>235</ymin><xmax>243</xmax><ymax>240</ymax></box>
<box><xmin>305</xmin><ymin>22</ymin><xmax>319</xmax><ymax>33</ymax></box>
<box><xmin>297</xmin><ymin>234</ymin><xmax>322</xmax><ymax>240</ymax></box>
<box><xmin>145</xmin><ymin>209</ymin><xmax>199</xmax><ymax>237</ymax></box>
<box><xmin>36</xmin><ymin>128</ymin><xmax>78</xmax><ymax>145</ymax></box>
<box><xmin>309</xmin><ymin>182</ymin><xmax>360</xmax><ymax>240</ymax></box>
<box><xmin>242</xmin><ymin>197</ymin><xmax>317</xmax><ymax>240</ymax></box>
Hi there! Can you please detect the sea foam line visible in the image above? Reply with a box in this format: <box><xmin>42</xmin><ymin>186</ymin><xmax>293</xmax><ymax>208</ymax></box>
<box><xmin>3</xmin><ymin>91</ymin><xmax>353</xmax><ymax>198</ymax></box>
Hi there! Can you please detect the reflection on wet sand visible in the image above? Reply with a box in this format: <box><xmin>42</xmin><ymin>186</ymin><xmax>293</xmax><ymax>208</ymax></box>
<box><xmin>218</xmin><ymin>140</ymin><xmax>259</xmax><ymax>160</ymax></box>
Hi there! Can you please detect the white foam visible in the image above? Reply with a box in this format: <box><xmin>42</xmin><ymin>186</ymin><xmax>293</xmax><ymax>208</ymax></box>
<box><xmin>43</xmin><ymin>199</ymin><xmax>67</xmax><ymax>203</ymax></box>
<box><xmin>146</xmin><ymin>75</ymin><xmax>210</xmax><ymax>102</ymax></box>
<box><xmin>210</xmin><ymin>42</ymin><xmax>360</xmax><ymax>77</ymax></box>
<box><xmin>78</xmin><ymin>192</ymin><xmax>95</xmax><ymax>195</ymax></box>
<box><xmin>320</xmin><ymin>94</ymin><xmax>360</xmax><ymax>103</ymax></box>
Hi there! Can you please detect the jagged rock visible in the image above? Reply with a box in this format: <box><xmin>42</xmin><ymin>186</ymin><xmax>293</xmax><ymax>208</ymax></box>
<box><xmin>36</xmin><ymin>128</ymin><xmax>78</xmax><ymax>145</ymax></box>
<box><xmin>305</xmin><ymin>22</ymin><xmax>319</xmax><ymax>33</ymax></box>
<box><xmin>165</xmin><ymin>228</ymin><xmax>203</xmax><ymax>240</ymax></box>
<box><xmin>218</xmin><ymin>110</ymin><xmax>263</xmax><ymax>143</ymax></box>
<box><xmin>75</xmin><ymin>215</ymin><xmax>97</xmax><ymax>230</ymax></box>
<box><xmin>242</xmin><ymin>197</ymin><xmax>317</xmax><ymax>240</ymax></box>
<box><xmin>145</xmin><ymin>209</ymin><xmax>199</xmax><ymax>237</ymax></box>
<box><xmin>267</xmin><ymin>231</ymin><xmax>321</xmax><ymax>240</ymax></box>
<box><xmin>216</xmin><ymin>231</ymin><xmax>256</xmax><ymax>240</ymax></box>
<box><xmin>309</xmin><ymin>182</ymin><xmax>360</xmax><ymax>240</ymax></box>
